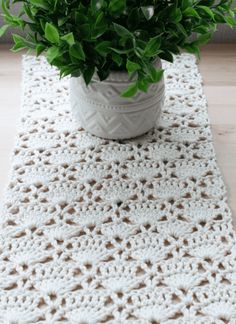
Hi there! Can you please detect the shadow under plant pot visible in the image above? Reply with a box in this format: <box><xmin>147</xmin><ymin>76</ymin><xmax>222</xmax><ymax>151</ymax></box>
<box><xmin>70</xmin><ymin>58</ymin><xmax>165</xmax><ymax>140</ymax></box>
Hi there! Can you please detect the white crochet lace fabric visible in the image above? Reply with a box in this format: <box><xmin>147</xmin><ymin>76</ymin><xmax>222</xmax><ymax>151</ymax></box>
<box><xmin>0</xmin><ymin>54</ymin><xmax>236</xmax><ymax>324</ymax></box>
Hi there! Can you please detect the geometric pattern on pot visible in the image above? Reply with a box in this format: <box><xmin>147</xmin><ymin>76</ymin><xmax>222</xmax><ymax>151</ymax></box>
<box><xmin>70</xmin><ymin>58</ymin><xmax>165</xmax><ymax>139</ymax></box>
<box><xmin>70</xmin><ymin>82</ymin><xmax>164</xmax><ymax>139</ymax></box>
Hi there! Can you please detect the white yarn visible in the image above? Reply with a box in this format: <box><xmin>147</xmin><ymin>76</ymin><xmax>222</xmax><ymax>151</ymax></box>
<box><xmin>0</xmin><ymin>54</ymin><xmax>235</xmax><ymax>324</ymax></box>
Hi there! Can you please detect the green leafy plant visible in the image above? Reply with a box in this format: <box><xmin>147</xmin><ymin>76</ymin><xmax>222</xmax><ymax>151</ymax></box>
<box><xmin>1</xmin><ymin>0</ymin><xmax>236</xmax><ymax>97</ymax></box>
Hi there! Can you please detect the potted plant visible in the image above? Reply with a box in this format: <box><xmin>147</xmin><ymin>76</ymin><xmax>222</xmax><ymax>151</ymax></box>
<box><xmin>1</xmin><ymin>0</ymin><xmax>235</xmax><ymax>139</ymax></box>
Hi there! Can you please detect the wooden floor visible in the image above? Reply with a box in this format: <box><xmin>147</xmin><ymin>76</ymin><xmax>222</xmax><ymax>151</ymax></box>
<box><xmin>0</xmin><ymin>44</ymin><xmax>236</xmax><ymax>228</ymax></box>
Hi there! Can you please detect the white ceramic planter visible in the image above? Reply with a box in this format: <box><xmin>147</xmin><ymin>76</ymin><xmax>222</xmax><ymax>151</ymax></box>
<box><xmin>70</xmin><ymin>59</ymin><xmax>165</xmax><ymax>140</ymax></box>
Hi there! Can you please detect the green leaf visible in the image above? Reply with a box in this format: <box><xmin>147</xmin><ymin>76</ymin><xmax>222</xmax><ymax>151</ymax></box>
<box><xmin>159</xmin><ymin>51</ymin><xmax>174</xmax><ymax>63</ymax></box>
<box><xmin>194</xmin><ymin>33</ymin><xmax>212</xmax><ymax>46</ymax></box>
<box><xmin>61</xmin><ymin>32</ymin><xmax>75</xmax><ymax>46</ymax></box>
<box><xmin>109</xmin><ymin>0</ymin><xmax>126</xmax><ymax>13</ymax></box>
<box><xmin>197</xmin><ymin>6</ymin><xmax>215</xmax><ymax>21</ymax></box>
<box><xmin>146</xmin><ymin>65</ymin><xmax>164</xmax><ymax>83</ymax></box>
<box><xmin>92</xmin><ymin>26</ymin><xmax>107</xmax><ymax>39</ymax></box>
<box><xmin>138</xmin><ymin>78</ymin><xmax>149</xmax><ymax>92</ymax></box>
<box><xmin>11</xmin><ymin>34</ymin><xmax>35</xmax><ymax>52</ymax></box>
<box><xmin>121</xmin><ymin>82</ymin><xmax>138</xmax><ymax>97</ymax></box>
<box><xmin>184</xmin><ymin>43</ymin><xmax>200</xmax><ymax>57</ymax></box>
<box><xmin>69</xmin><ymin>43</ymin><xmax>86</xmax><ymax>61</ymax></box>
<box><xmin>97</xmin><ymin>68</ymin><xmax>110</xmax><ymax>81</ymax></box>
<box><xmin>113</xmin><ymin>23</ymin><xmax>134</xmax><ymax>39</ymax></box>
<box><xmin>1</xmin><ymin>0</ymin><xmax>11</xmax><ymax>17</ymax></box>
<box><xmin>176</xmin><ymin>23</ymin><xmax>188</xmax><ymax>37</ymax></box>
<box><xmin>36</xmin><ymin>44</ymin><xmax>46</xmax><ymax>56</ymax></box>
<box><xmin>95</xmin><ymin>41</ymin><xmax>112</xmax><ymax>57</ymax></box>
<box><xmin>2</xmin><ymin>11</ymin><xmax>25</xmax><ymax>29</ymax></box>
<box><xmin>11</xmin><ymin>35</ymin><xmax>27</xmax><ymax>52</ymax></box>
<box><xmin>134</xmin><ymin>47</ymin><xmax>144</xmax><ymax>58</ymax></box>
<box><xmin>112</xmin><ymin>52</ymin><xmax>123</xmax><ymax>66</ymax></box>
<box><xmin>126</xmin><ymin>59</ymin><xmax>141</xmax><ymax>74</ymax></box>
<box><xmin>153</xmin><ymin>69</ymin><xmax>164</xmax><ymax>83</ymax></box>
<box><xmin>170</xmin><ymin>8</ymin><xmax>182</xmax><ymax>23</ymax></box>
<box><xmin>53</xmin><ymin>0</ymin><xmax>59</xmax><ymax>11</ymax></box>
<box><xmin>181</xmin><ymin>0</ymin><xmax>192</xmax><ymax>11</ymax></box>
<box><xmin>94</xmin><ymin>12</ymin><xmax>105</xmax><ymax>28</ymax></box>
<box><xmin>46</xmin><ymin>46</ymin><xmax>60</xmax><ymax>64</ymax></box>
<box><xmin>224</xmin><ymin>15</ymin><xmax>236</xmax><ymax>27</ymax></box>
<box><xmin>59</xmin><ymin>65</ymin><xmax>73</xmax><ymax>78</ymax></box>
<box><xmin>193</xmin><ymin>25</ymin><xmax>210</xmax><ymax>34</ymax></box>
<box><xmin>60</xmin><ymin>65</ymin><xmax>80</xmax><ymax>78</ymax></box>
<box><xmin>92</xmin><ymin>12</ymin><xmax>107</xmax><ymax>38</ymax></box>
<box><xmin>30</xmin><ymin>0</ymin><xmax>49</xmax><ymax>10</ymax></box>
<box><xmin>144</xmin><ymin>35</ymin><xmax>161</xmax><ymax>57</ymax></box>
<box><xmin>0</xmin><ymin>24</ymin><xmax>9</xmax><ymax>37</ymax></box>
<box><xmin>83</xmin><ymin>66</ymin><xmax>95</xmax><ymax>85</ymax></box>
<box><xmin>58</xmin><ymin>17</ymin><xmax>68</xmax><ymax>27</ymax></box>
<box><xmin>183</xmin><ymin>7</ymin><xmax>200</xmax><ymax>19</ymax></box>
<box><xmin>110</xmin><ymin>47</ymin><xmax>132</xmax><ymax>54</ymax></box>
<box><xmin>45</xmin><ymin>22</ymin><xmax>59</xmax><ymax>44</ymax></box>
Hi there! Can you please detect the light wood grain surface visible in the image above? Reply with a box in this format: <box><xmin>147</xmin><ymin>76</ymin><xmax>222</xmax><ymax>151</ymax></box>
<box><xmin>0</xmin><ymin>44</ymin><xmax>236</xmax><ymax>228</ymax></box>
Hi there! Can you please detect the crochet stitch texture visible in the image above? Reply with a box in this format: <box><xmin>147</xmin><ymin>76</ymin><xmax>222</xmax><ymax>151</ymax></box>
<box><xmin>0</xmin><ymin>54</ymin><xmax>235</xmax><ymax>323</ymax></box>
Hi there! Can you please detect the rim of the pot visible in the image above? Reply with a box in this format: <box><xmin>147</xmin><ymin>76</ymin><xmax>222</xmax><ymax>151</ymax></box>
<box><xmin>91</xmin><ymin>57</ymin><xmax>162</xmax><ymax>83</ymax></box>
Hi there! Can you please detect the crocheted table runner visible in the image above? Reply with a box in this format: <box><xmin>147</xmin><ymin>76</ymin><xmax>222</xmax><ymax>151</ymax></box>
<box><xmin>0</xmin><ymin>54</ymin><xmax>236</xmax><ymax>323</ymax></box>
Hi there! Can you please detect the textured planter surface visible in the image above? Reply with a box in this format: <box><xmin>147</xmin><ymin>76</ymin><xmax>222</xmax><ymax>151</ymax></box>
<box><xmin>70</xmin><ymin>59</ymin><xmax>165</xmax><ymax>139</ymax></box>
